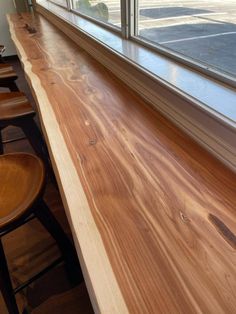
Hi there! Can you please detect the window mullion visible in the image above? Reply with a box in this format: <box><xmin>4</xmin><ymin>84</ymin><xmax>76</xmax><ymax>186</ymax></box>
<box><xmin>66</xmin><ymin>0</ymin><xmax>72</xmax><ymax>10</ymax></box>
<box><xmin>128</xmin><ymin>0</ymin><xmax>134</xmax><ymax>37</ymax></box>
<box><xmin>133</xmin><ymin>0</ymin><xmax>139</xmax><ymax>37</ymax></box>
<box><xmin>120</xmin><ymin>0</ymin><xmax>128</xmax><ymax>38</ymax></box>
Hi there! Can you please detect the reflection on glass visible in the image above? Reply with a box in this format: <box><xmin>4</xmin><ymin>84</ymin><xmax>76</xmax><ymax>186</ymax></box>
<box><xmin>137</xmin><ymin>0</ymin><xmax>236</xmax><ymax>77</ymax></box>
<box><xmin>72</xmin><ymin>0</ymin><xmax>121</xmax><ymax>27</ymax></box>
<box><xmin>50</xmin><ymin>0</ymin><xmax>68</xmax><ymax>7</ymax></box>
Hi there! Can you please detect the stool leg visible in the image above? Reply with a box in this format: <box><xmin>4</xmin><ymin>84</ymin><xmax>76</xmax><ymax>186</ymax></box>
<box><xmin>34</xmin><ymin>199</ymin><xmax>83</xmax><ymax>284</ymax></box>
<box><xmin>18</xmin><ymin>117</ymin><xmax>58</xmax><ymax>187</ymax></box>
<box><xmin>8</xmin><ymin>82</ymin><xmax>19</xmax><ymax>92</ymax></box>
<box><xmin>0</xmin><ymin>239</ymin><xmax>19</xmax><ymax>314</ymax></box>
<box><xmin>18</xmin><ymin>118</ymin><xmax>51</xmax><ymax>170</ymax></box>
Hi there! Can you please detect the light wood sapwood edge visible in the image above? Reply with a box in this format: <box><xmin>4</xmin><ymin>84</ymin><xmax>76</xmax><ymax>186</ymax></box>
<box><xmin>7</xmin><ymin>14</ymin><xmax>129</xmax><ymax>314</ymax></box>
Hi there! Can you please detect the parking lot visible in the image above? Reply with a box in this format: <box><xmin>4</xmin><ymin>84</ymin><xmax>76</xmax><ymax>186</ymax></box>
<box><xmin>105</xmin><ymin>0</ymin><xmax>236</xmax><ymax>76</ymax></box>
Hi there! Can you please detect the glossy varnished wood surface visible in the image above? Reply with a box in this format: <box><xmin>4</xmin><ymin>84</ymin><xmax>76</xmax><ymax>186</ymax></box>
<box><xmin>8</xmin><ymin>12</ymin><xmax>236</xmax><ymax>314</ymax></box>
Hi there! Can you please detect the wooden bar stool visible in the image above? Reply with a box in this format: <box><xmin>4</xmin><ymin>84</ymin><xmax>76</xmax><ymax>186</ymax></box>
<box><xmin>0</xmin><ymin>92</ymin><xmax>50</xmax><ymax>171</ymax></box>
<box><xmin>0</xmin><ymin>64</ymin><xmax>19</xmax><ymax>91</ymax></box>
<box><xmin>0</xmin><ymin>153</ymin><xmax>83</xmax><ymax>314</ymax></box>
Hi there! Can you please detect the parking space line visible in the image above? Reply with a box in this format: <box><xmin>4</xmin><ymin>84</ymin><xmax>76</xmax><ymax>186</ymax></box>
<box><xmin>160</xmin><ymin>31</ymin><xmax>236</xmax><ymax>44</ymax></box>
<box><xmin>138</xmin><ymin>16</ymin><xmax>227</xmax><ymax>30</ymax></box>
<box><xmin>138</xmin><ymin>20</ymin><xmax>211</xmax><ymax>30</ymax></box>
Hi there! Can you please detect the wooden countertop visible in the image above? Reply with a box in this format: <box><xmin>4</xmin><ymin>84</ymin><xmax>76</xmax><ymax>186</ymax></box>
<box><xmin>8</xmin><ymin>12</ymin><xmax>236</xmax><ymax>314</ymax></box>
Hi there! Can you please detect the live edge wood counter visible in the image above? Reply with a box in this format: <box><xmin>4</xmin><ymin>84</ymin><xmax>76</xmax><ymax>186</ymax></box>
<box><xmin>8</xmin><ymin>12</ymin><xmax>236</xmax><ymax>314</ymax></box>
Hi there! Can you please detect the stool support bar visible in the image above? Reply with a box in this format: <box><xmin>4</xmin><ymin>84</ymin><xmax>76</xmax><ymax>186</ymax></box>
<box><xmin>13</xmin><ymin>256</ymin><xmax>63</xmax><ymax>295</ymax></box>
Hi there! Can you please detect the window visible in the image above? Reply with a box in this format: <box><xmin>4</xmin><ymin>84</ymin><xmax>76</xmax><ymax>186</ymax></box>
<box><xmin>45</xmin><ymin>0</ymin><xmax>236</xmax><ymax>85</ymax></box>
<box><xmin>135</xmin><ymin>0</ymin><xmax>236</xmax><ymax>79</ymax></box>
<box><xmin>71</xmin><ymin>0</ymin><xmax>121</xmax><ymax>28</ymax></box>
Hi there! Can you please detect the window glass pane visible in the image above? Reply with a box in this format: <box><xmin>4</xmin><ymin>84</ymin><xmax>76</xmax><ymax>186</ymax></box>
<box><xmin>49</xmin><ymin>0</ymin><xmax>68</xmax><ymax>7</ymax></box>
<box><xmin>72</xmin><ymin>0</ymin><xmax>121</xmax><ymax>27</ymax></box>
<box><xmin>137</xmin><ymin>0</ymin><xmax>236</xmax><ymax>77</ymax></box>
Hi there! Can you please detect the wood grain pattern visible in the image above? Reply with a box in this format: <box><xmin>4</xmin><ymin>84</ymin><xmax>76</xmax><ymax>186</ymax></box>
<box><xmin>8</xmin><ymin>12</ymin><xmax>236</xmax><ymax>314</ymax></box>
<box><xmin>7</xmin><ymin>13</ymin><xmax>128</xmax><ymax>314</ymax></box>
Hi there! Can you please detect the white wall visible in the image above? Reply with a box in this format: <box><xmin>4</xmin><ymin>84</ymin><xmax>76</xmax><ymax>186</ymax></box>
<box><xmin>0</xmin><ymin>0</ymin><xmax>16</xmax><ymax>56</ymax></box>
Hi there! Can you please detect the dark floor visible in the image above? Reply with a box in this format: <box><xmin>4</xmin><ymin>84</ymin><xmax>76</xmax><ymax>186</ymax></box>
<box><xmin>0</xmin><ymin>56</ymin><xmax>94</xmax><ymax>314</ymax></box>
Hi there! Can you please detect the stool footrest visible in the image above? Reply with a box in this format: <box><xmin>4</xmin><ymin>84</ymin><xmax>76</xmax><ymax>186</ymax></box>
<box><xmin>2</xmin><ymin>135</ymin><xmax>26</xmax><ymax>144</ymax></box>
<box><xmin>13</xmin><ymin>256</ymin><xmax>64</xmax><ymax>294</ymax></box>
<box><xmin>0</xmin><ymin>214</ymin><xmax>36</xmax><ymax>237</ymax></box>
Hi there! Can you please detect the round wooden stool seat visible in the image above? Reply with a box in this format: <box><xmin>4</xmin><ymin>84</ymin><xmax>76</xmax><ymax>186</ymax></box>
<box><xmin>0</xmin><ymin>153</ymin><xmax>45</xmax><ymax>228</ymax></box>
<box><xmin>0</xmin><ymin>92</ymin><xmax>35</xmax><ymax>121</ymax></box>
<box><xmin>0</xmin><ymin>64</ymin><xmax>17</xmax><ymax>81</ymax></box>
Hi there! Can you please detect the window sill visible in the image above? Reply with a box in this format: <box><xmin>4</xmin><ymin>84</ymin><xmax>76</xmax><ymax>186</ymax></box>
<box><xmin>35</xmin><ymin>0</ymin><xmax>236</xmax><ymax>172</ymax></box>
